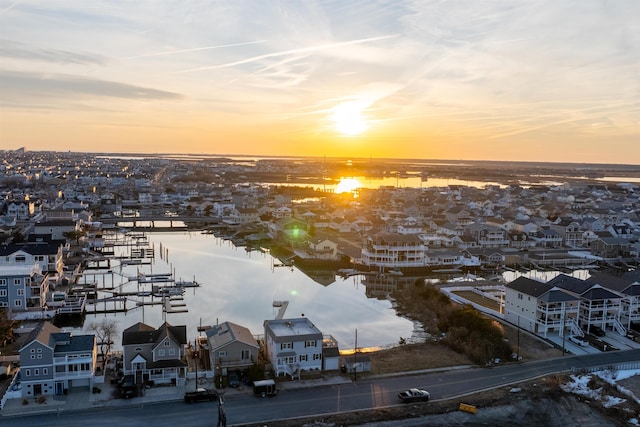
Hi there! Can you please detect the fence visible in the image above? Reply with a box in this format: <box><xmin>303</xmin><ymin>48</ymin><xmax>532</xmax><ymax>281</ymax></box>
<box><xmin>571</xmin><ymin>361</ymin><xmax>640</xmax><ymax>374</ymax></box>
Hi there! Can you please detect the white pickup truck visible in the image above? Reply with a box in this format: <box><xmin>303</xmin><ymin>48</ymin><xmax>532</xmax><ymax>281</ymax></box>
<box><xmin>398</xmin><ymin>388</ymin><xmax>430</xmax><ymax>403</ymax></box>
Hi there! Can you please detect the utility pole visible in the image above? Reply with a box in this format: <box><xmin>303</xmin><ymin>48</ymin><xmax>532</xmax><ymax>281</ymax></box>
<box><xmin>353</xmin><ymin>329</ymin><xmax>358</xmax><ymax>382</ymax></box>
<box><xmin>192</xmin><ymin>338</ymin><xmax>199</xmax><ymax>390</ymax></box>
<box><xmin>517</xmin><ymin>315</ymin><xmax>520</xmax><ymax>360</ymax></box>
<box><xmin>562</xmin><ymin>315</ymin><xmax>567</xmax><ymax>356</ymax></box>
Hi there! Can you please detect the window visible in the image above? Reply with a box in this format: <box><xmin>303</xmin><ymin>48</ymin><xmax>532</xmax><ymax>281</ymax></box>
<box><xmin>218</xmin><ymin>351</ymin><xmax>227</xmax><ymax>357</ymax></box>
<box><xmin>169</xmin><ymin>349</ymin><xmax>175</xmax><ymax>356</ymax></box>
<box><xmin>313</xmin><ymin>354</ymin><xmax>321</xmax><ymax>361</ymax></box>
<box><xmin>34</xmin><ymin>369</ymin><xmax>39</xmax><ymax>376</ymax></box>
<box><xmin>0</xmin><ymin>279</ymin><xmax>6</xmax><ymax>286</ymax></box>
<box><xmin>135</xmin><ymin>347</ymin><xmax>142</xmax><ymax>352</ymax></box>
<box><xmin>304</xmin><ymin>340</ymin><xmax>316</xmax><ymax>348</ymax></box>
<box><xmin>14</xmin><ymin>300</ymin><xmax>22</xmax><ymax>307</ymax></box>
<box><xmin>25</xmin><ymin>370</ymin><xmax>30</xmax><ymax>376</ymax></box>
<box><xmin>158</xmin><ymin>349</ymin><xmax>165</xmax><ymax>357</ymax></box>
<box><xmin>17</xmin><ymin>289</ymin><xmax>24</xmax><ymax>296</ymax></box>
<box><xmin>14</xmin><ymin>278</ymin><xmax>22</xmax><ymax>285</ymax></box>
<box><xmin>518</xmin><ymin>293</ymin><xmax>523</xmax><ymax>300</ymax></box>
<box><xmin>241</xmin><ymin>350</ymin><xmax>250</xmax><ymax>360</ymax></box>
<box><xmin>15</xmin><ymin>256</ymin><xmax>26</xmax><ymax>263</ymax></box>
<box><xmin>37</xmin><ymin>354</ymin><xmax>42</xmax><ymax>359</ymax></box>
<box><xmin>299</xmin><ymin>354</ymin><xmax>308</xmax><ymax>362</ymax></box>
<box><xmin>280</xmin><ymin>342</ymin><xmax>293</xmax><ymax>350</ymax></box>
<box><xmin>30</xmin><ymin>355</ymin><xmax>35</xmax><ymax>359</ymax></box>
<box><xmin>44</xmin><ymin>368</ymin><xmax>48</xmax><ymax>375</ymax></box>
<box><xmin>286</xmin><ymin>356</ymin><xmax>295</xmax><ymax>364</ymax></box>
<box><xmin>0</xmin><ymin>290</ymin><xmax>6</xmax><ymax>297</ymax></box>
<box><xmin>164</xmin><ymin>340</ymin><xmax>170</xmax><ymax>346</ymax></box>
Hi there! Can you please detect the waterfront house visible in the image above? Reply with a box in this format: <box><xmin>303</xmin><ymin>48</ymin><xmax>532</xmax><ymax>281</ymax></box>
<box><xmin>205</xmin><ymin>321</ymin><xmax>259</xmax><ymax>376</ymax></box>
<box><xmin>18</xmin><ymin>321</ymin><xmax>96</xmax><ymax>397</ymax></box>
<box><xmin>263</xmin><ymin>317</ymin><xmax>323</xmax><ymax>378</ymax></box>
<box><xmin>547</xmin><ymin>274</ymin><xmax>626</xmax><ymax>335</ymax></box>
<box><xmin>504</xmin><ymin>277</ymin><xmax>581</xmax><ymax>338</ymax></box>
<box><xmin>360</xmin><ymin>232</ymin><xmax>425</xmax><ymax>270</ymax></box>
<box><xmin>0</xmin><ymin>263</ymin><xmax>46</xmax><ymax>312</ymax></box>
<box><xmin>121</xmin><ymin>322</ymin><xmax>188</xmax><ymax>386</ymax></box>
<box><xmin>587</xmin><ymin>271</ymin><xmax>640</xmax><ymax>330</ymax></box>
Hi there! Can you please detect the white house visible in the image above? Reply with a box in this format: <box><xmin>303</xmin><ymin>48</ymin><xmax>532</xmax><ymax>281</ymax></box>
<box><xmin>263</xmin><ymin>317</ymin><xmax>323</xmax><ymax>378</ymax></box>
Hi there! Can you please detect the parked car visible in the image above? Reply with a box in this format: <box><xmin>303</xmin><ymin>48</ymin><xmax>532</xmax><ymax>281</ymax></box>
<box><xmin>568</xmin><ymin>335</ymin><xmax>589</xmax><ymax>347</ymax></box>
<box><xmin>228</xmin><ymin>371</ymin><xmax>240</xmax><ymax>388</ymax></box>
<box><xmin>118</xmin><ymin>374</ymin><xmax>137</xmax><ymax>399</ymax></box>
<box><xmin>398</xmin><ymin>388</ymin><xmax>430</xmax><ymax>403</ymax></box>
<box><xmin>184</xmin><ymin>387</ymin><xmax>219</xmax><ymax>403</ymax></box>
<box><xmin>588</xmin><ymin>325</ymin><xmax>605</xmax><ymax>337</ymax></box>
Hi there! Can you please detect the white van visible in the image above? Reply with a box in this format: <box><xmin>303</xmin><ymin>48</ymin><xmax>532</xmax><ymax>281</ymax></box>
<box><xmin>568</xmin><ymin>335</ymin><xmax>589</xmax><ymax>347</ymax></box>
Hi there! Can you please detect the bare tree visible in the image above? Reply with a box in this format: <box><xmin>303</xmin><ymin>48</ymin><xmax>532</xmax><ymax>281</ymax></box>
<box><xmin>88</xmin><ymin>318</ymin><xmax>118</xmax><ymax>364</ymax></box>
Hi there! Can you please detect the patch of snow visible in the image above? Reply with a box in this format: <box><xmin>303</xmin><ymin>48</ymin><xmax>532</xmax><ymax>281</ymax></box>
<box><xmin>561</xmin><ymin>368</ymin><xmax>640</xmax><ymax>419</ymax></box>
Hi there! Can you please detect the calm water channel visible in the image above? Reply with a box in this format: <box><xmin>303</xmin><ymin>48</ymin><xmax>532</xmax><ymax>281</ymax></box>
<box><xmin>78</xmin><ymin>231</ymin><xmax>416</xmax><ymax>351</ymax></box>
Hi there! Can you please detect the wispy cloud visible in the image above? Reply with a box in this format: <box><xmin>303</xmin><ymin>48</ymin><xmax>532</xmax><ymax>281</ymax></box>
<box><xmin>0</xmin><ymin>70</ymin><xmax>182</xmax><ymax>101</ymax></box>
<box><xmin>0</xmin><ymin>39</ymin><xmax>107</xmax><ymax>65</ymax></box>
<box><xmin>133</xmin><ymin>40</ymin><xmax>268</xmax><ymax>58</ymax></box>
<box><xmin>178</xmin><ymin>34</ymin><xmax>398</xmax><ymax>73</ymax></box>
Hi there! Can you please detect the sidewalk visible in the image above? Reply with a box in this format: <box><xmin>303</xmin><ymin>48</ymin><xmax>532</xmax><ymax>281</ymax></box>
<box><xmin>0</xmin><ymin>374</ymin><xmax>353</xmax><ymax>417</ymax></box>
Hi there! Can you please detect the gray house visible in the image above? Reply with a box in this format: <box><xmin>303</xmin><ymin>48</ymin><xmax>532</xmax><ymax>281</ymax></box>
<box><xmin>121</xmin><ymin>322</ymin><xmax>188</xmax><ymax>386</ymax></box>
<box><xmin>19</xmin><ymin>321</ymin><xmax>96</xmax><ymax>397</ymax></box>
<box><xmin>205</xmin><ymin>321</ymin><xmax>259</xmax><ymax>376</ymax></box>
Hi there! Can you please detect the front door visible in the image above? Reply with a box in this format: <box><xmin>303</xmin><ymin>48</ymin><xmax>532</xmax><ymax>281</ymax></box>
<box><xmin>33</xmin><ymin>384</ymin><xmax>42</xmax><ymax>395</ymax></box>
<box><xmin>55</xmin><ymin>382</ymin><xmax>64</xmax><ymax>395</ymax></box>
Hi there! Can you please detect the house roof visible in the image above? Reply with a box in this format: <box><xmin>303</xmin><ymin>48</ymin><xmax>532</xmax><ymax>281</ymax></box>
<box><xmin>506</xmin><ymin>277</ymin><xmax>551</xmax><ymax>298</ymax></box>
<box><xmin>20</xmin><ymin>321</ymin><xmax>94</xmax><ymax>353</ymax></box>
<box><xmin>206</xmin><ymin>321</ymin><xmax>259</xmax><ymax>350</ymax></box>
<box><xmin>538</xmin><ymin>287</ymin><xmax>579</xmax><ymax>303</ymax></box>
<box><xmin>122</xmin><ymin>321</ymin><xmax>187</xmax><ymax>347</ymax></box>
<box><xmin>586</xmin><ymin>271</ymin><xmax>640</xmax><ymax>295</ymax></box>
<box><xmin>580</xmin><ymin>284</ymin><xmax>623</xmax><ymax>301</ymax></box>
<box><xmin>264</xmin><ymin>317</ymin><xmax>322</xmax><ymax>342</ymax></box>
<box><xmin>52</xmin><ymin>333</ymin><xmax>95</xmax><ymax>353</ymax></box>
<box><xmin>20</xmin><ymin>321</ymin><xmax>60</xmax><ymax>351</ymax></box>
<box><xmin>547</xmin><ymin>274</ymin><xmax>591</xmax><ymax>294</ymax></box>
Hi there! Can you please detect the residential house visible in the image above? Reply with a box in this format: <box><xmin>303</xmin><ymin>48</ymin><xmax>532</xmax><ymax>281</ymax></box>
<box><xmin>32</xmin><ymin>219</ymin><xmax>77</xmax><ymax>241</ymax></box>
<box><xmin>18</xmin><ymin>321</ymin><xmax>96</xmax><ymax>397</ymax></box>
<box><xmin>587</xmin><ymin>271</ymin><xmax>640</xmax><ymax>330</ymax></box>
<box><xmin>547</xmin><ymin>274</ymin><xmax>626</xmax><ymax>335</ymax></box>
<box><xmin>263</xmin><ymin>317</ymin><xmax>323</xmax><ymax>377</ymax></box>
<box><xmin>590</xmin><ymin>236</ymin><xmax>631</xmax><ymax>258</ymax></box>
<box><xmin>121</xmin><ymin>322</ymin><xmax>188</xmax><ymax>386</ymax></box>
<box><xmin>360</xmin><ymin>232</ymin><xmax>425</xmax><ymax>269</ymax></box>
<box><xmin>504</xmin><ymin>277</ymin><xmax>581</xmax><ymax>337</ymax></box>
<box><xmin>0</xmin><ymin>263</ymin><xmax>46</xmax><ymax>311</ymax></box>
<box><xmin>463</xmin><ymin>223</ymin><xmax>509</xmax><ymax>248</ymax></box>
<box><xmin>205</xmin><ymin>321</ymin><xmax>259</xmax><ymax>376</ymax></box>
<box><xmin>302</xmin><ymin>237</ymin><xmax>339</xmax><ymax>261</ymax></box>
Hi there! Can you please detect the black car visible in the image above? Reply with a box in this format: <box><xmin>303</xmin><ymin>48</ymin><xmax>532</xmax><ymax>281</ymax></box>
<box><xmin>184</xmin><ymin>388</ymin><xmax>219</xmax><ymax>403</ymax></box>
<box><xmin>228</xmin><ymin>371</ymin><xmax>240</xmax><ymax>388</ymax></box>
<box><xmin>588</xmin><ymin>325</ymin><xmax>605</xmax><ymax>337</ymax></box>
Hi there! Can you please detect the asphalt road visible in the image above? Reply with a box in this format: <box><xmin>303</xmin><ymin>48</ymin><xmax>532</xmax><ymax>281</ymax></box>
<box><xmin>2</xmin><ymin>349</ymin><xmax>639</xmax><ymax>426</ymax></box>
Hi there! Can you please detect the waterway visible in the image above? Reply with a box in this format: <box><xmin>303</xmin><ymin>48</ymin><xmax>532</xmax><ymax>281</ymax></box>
<box><xmin>74</xmin><ymin>231</ymin><xmax>597</xmax><ymax>353</ymax></box>
<box><xmin>78</xmin><ymin>231</ymin><xmax>416</xmax><ymax>352</ymax></box>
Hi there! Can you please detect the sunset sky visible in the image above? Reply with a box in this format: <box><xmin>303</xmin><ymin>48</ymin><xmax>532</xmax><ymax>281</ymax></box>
<box><xmin>1</xmin><ymin>1</ymin><xmax>639</xmax><ymax>164</ymax></box>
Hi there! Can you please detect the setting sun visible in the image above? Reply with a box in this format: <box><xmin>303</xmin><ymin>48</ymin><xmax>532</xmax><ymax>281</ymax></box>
<box><xmin>331</xmin><ymin>101</ymin><xmax>369</xmax><ymax>136</ymax></box>
<box><xmin>334</xmin><ymin>177</ymin><xmax>362</xmax><ymax>194</ymax></box>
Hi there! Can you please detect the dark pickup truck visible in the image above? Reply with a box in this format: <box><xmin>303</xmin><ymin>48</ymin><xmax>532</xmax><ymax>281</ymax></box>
<box><xmin>184</xmin><ymin>387</ymin><xmax>218</xmax><ymax>403</ymax></box>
